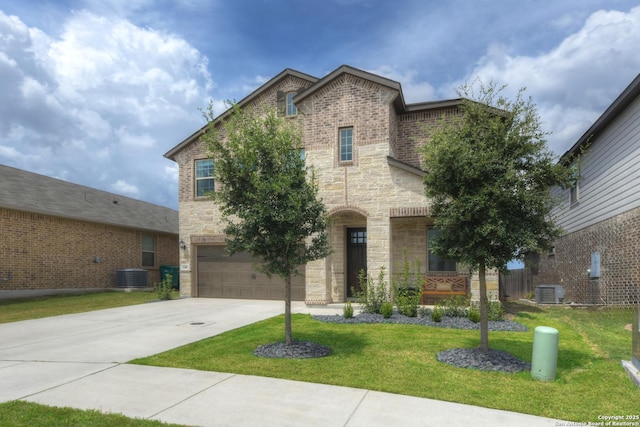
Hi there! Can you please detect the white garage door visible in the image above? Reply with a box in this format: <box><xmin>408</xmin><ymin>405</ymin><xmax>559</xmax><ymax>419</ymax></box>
<box><xmin>197</xmin><ymin>246</ymin><xmax>305</xmax><ymax>300</ymax></box>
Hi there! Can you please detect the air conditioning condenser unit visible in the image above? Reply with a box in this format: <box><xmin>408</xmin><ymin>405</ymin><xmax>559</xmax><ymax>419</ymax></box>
<box><xmin>536</xmin><ymin>285</ymin><xmax>565</xmax><ymax>304</ymax></box>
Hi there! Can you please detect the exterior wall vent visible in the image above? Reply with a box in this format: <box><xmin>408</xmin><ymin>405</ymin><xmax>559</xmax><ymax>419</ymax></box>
<box><xmin>116</xmin><ymin>269</ymin><xmax>148</xmax><ymax>288</ymax></box>
<box><xmin>536</xmin><ymin>285</ymin><xmax>565</xmax><ymax>304</ymax></box>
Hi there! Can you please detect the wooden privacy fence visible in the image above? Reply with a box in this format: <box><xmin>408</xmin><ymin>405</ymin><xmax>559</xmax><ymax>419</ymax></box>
<box><xmin>499</xmin><ymin>268</ymin><xmax>534</xmax><ymax>301</ymax></box>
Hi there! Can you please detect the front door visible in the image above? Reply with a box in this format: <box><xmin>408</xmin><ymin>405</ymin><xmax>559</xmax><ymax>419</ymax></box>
<box><xmin>346</xmin><ymin>227</ymin><xmax>367</xmax><ymax>297</ymax></box>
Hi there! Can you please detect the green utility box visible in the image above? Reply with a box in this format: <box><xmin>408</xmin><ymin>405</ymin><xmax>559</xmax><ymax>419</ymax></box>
<box><xmin>159</xmin><ymin>265</ymin><xmax>180</xmax><ymax>289</ymax></box>
<box><xmin>531</xmin><ymin>326</ymin><xmax>559</xmax><ymax>381</ymax></box>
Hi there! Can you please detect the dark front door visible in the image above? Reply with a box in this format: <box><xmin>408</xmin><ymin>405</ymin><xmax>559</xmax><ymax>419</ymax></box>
<box><xmin>346</xmin><ymin>228</ymin><xmax>367</xmax><ymax>297</ymax></box>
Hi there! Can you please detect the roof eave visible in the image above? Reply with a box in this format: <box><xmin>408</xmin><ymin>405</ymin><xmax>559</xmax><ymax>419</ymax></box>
<box><xmin>387</xmin><ymin>156</ymin><xmax>426</xmax><ymax>177</ymax></box>
<box><xmin>165</xmin><ymin>68</ymin><xmax>318</xmax><ymax>161</ymax></box>
<box><xmin>560</xmin><ymin>73</ymin><xmax>640</xmax><ymax>164</ymax></box>
<box><xmin>403</xmin><ymin>98</ymin><xmax>465</xmax><ymax>113</ymax></box>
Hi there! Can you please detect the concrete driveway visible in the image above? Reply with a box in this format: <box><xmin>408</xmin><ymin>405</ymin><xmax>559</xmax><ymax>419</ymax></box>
<box><xmin>0</xmin><ymin>298</ymin><xmax>285</xmax><ymax>364</ymax></box>
<box><xmin>0</xmin><ymin>298</ymin><xmax>563</xmax><ymax>426</ymax></box>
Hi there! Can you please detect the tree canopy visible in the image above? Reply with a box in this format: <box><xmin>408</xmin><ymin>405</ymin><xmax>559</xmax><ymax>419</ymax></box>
<box><xmin>420</xmin><ymin>81</ymin><xmax>569</xmax><ymax>351</ymax></box>
<box><xmin>202</xmin><ymin>102</ymin><xmax>330</xmax><ymax>345</ymax></box>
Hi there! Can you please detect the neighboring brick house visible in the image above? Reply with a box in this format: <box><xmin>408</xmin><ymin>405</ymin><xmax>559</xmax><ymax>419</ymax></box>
<box><xmin>0</xmin><ymin>164</ymin><xmax>179</xmax><ymax>299</ymax></box>
<box><xmin>531</xmin><ymin>73</ymin><xmax>640</xmax><ymax>305</ymax></box>
<box><xmin>165</xmin><ymin>65</ymin><xmax>498</xmax><ymax>304</ymax></box>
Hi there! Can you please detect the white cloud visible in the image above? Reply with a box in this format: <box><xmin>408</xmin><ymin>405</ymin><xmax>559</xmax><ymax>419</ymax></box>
<box><xmin>455</xmin><ymin>6</ymin><xmax>640</xmax><ymax>155</ymax></box>
<box><xmin>0</xmin><ymin>145</ymin><xmax>21</xmax><ymax>159</ymax></box>
<box><xmin>112</xmin><ymin>179</ymin><xmax>140</xmax><ymax>197</ymax></box>
<box><xmin>115</xmin><ymin>127</ymin><xmax>156</xmax><ymax>149</ymax></box>
<box><xmin>0</xmin><ymin>8</ymin><xmax>214</xmax><ymax>209</ymax></box>
<box><xmin>368</xmin><ymin>65</ymin><xmax>437</xmax><ymax>103</ymax></box>
<box><xmin>164</xmin><ymin>163</ymin><xmax>179</xmax><ymax>183</ymax></box>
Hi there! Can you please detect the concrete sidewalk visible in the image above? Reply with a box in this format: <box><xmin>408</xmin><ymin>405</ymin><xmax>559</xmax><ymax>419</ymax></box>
<box><xmin>0</xmin><ymin>298</ymin><xmax>563</xmax><ymax>426</ymax></box>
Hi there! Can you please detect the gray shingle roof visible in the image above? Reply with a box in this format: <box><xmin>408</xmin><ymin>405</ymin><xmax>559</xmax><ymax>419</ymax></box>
<box><xmin>0</xmin><ymin>164</ymin><xmax>178</xmax><ymax>235</ymax></box>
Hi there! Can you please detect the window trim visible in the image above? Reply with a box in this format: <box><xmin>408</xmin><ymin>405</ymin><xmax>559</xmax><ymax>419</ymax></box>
<box><xmin>339</xmin><ymin>127</ymin><xmax>353</xmax><ymax>163</ymax></box>
<box><xmin>569</xmin><ymin>163</ymin><xmax>580</xmax><ymax>206</ymax></box>
<box><xmin>141</xmin><ymin>235</ymin><xmax>156</xmax><ymax>268</ymax></box>
<box><xmin>570</xmin><ymin>181</ymin><xmax>580</xmax><ymax>205</ymax></box>
<box><xmin>286</xmin><ymin>92</ymin><xmax>297</xmax><ymax>116</ymax></box>
<box><xmin>195</xmin><ymin>158</ymin><xmax>215</xmax><ymax>198</ymax></box>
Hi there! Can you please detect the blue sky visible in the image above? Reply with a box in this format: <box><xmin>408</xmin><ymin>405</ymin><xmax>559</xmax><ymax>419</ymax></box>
<box><xmin>1</xmin><ymin>0</ymin><xmax>639</xmax><ymax>214</ymax></box>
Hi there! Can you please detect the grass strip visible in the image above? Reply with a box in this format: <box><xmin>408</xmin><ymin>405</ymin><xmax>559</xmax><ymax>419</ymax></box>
<box><xmin>0</xmin><ymin>291</ymin><xmax>171</xmax><ymax>324</ymax></box>
<box><xmin>0</xmin><ymin>401</ymin><xmax>185</xmax><ymax>427</ymax></box>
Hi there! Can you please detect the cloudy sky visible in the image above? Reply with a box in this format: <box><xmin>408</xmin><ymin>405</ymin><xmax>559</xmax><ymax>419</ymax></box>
<box><xmin>1</xmin><ymin>0</ymin><xmax>639</xmax><ymax>210</ymax></box>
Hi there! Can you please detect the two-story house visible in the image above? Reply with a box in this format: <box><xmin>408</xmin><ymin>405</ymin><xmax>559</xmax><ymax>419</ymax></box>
<box><xmin>165</xmin><ymin>65</ymin><xmax>497</xmax><ymax>304</ymax></box>
<box><xmin>532</xmin><ymin>73</ymin><xmax>640</xmax><ymax>305</ymax></box>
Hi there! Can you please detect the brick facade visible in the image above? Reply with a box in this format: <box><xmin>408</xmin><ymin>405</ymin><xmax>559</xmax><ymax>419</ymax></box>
<box><xmin>0</xmin><ymin>207</ymin><xmax>178</xmax><ymax>292</ymax></box>
<box><xmin>167</xmin><ymin>66</ymin><xmax>498</xmax><ymax>303</ymax></box>
<box><xmin>531</xmin><ymin>205</ymin><xmax>640</xmax><ymax>305</ymax></box>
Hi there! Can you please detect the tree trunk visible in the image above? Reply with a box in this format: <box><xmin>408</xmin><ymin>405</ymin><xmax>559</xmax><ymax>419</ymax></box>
<box><xmin>284</xmin><ymin>273</ymin><xmax>292</xmax><ymax>346</ymax></box>
<box><xmin>479</xmin><ymin>263</ymin><xmax>489</xmax><ymax>353</ymax></box>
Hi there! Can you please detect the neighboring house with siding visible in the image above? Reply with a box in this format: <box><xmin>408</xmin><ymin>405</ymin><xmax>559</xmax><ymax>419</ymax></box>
<box><xmin>0</xmin><ymin>164</ymin><xmax>179</xmax><ymax>299</ymax></box>
<box><xmin>165</xmin><ymin>65</ymin><xmax>497</xmax><ymax>304</ymax></box>
<box><xmin>532</xmin><ymin>73</ymin><xmax>640</xmax><ymax>305</ymax></box>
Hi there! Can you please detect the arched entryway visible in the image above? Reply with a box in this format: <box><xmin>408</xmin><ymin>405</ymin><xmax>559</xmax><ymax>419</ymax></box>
<box><xmin>327</xmin><ymin>206</ymin><xmax>368</xmax><ymax>302</ymax></box>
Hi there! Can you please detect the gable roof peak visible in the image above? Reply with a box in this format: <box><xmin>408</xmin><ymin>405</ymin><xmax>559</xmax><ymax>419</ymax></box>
<box><xmin>294</xmin><ymin>64</ymin><xmax>403</xmax><ymax>104</ymax></box>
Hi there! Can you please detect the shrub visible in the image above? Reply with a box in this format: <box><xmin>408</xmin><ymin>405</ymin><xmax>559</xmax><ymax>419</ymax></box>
<box><xmin>396</xmin><ymin>289</ymin><xmax>420</xmax><ymax>317</ymax></box>
<box><xmin>381</xmin><ymin>302</ymin><xmax>394</xmax><ymax>318</ymax></box>
<box><xmin>343</xmin><ymin>301</ymin><xmax>354</xmax><ymax>319</ymax></box>
<box><xmin>488</xmin><ymin>298</ymin><xmax>505</xmax><ymax>321</ymax></box>
<box><xmin>353</xmin><ymin>267</ymin><xmax>390</xmax><ymax>314</ymax></box>
<box><xmin>436</xmin><ymin>294</ymin><xmax>469</xmax><ymax>318</ymax></box>
<box><xmin>154</xmin><ymin>275</ymin><xmax>173</xmax><ymax>301</ymax></box>
<box><xmin>464</xmin><ymin>298</ymin><xmax>504</xmax><ymax>322</ymax></box>
<box><xmin>392</xmin><ymin>252</ymin><xmax>422</xmax><ymax>317</ymax></box>
<box><xmin>431</xmin><ymin>307</ymin><xmax>443</xmax><ymax>322</ymax></box>
<box><xmin>468</xmin><ymin>304</ymin><xmax>480</xmax><ymax>323</ymax></box>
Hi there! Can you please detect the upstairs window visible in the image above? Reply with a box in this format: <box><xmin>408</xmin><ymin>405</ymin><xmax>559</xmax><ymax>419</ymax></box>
<box><xmin>339</xmin><ymin>127</ymin><xmax>353</xmax><ymax>162</ymax></box>
<box><xmin>195</xmin><ymin>159</ymin><xmax>214</xmax><ymax>197</ymax></box>
<box><xmin>570</xmin><ymin>182</ymin><xmax>580</xmax><ymax>205</ymax></box>
<box><xmin>142</xmin><ymin>235</ymin><xmax>156</xmax><ymax>267</ymax></box>
<box><xmin>286</xmin><ymin>92</ymin><xmax>297</xmax><ymax>116</ymax></box>
<box><xmin>569</xmin><ymin>164</ymin><xmax>580</xmax><ymax>205</ymax></box>
<box><xmin>427</xmin><ymin>228</ymin><xmax>456</xmax><ymax>272</ymax></box>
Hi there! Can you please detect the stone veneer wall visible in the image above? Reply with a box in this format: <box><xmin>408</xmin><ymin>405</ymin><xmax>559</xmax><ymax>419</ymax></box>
<box><xmin>534</xmin><ymin>205</ymin><xmax>640</xmax><ymax>305</ymax></box>
<box><xmin>173</xmin><ymin>72</ymin><xmax>499</xmax><ymax>303</ymax></box>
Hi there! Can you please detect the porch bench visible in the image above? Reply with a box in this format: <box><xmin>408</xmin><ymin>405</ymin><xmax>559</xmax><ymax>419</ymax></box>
<box><xmin>422</xmin><ymin>275</ymin><xmax>468</xmax><ymax>305</ymax></box>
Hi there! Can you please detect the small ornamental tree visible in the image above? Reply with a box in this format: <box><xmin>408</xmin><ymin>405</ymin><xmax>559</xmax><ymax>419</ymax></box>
<box><xmin>202</xmin><ymin>102</ymin><xmax>330</xmax><ymax>346</ymax></box>
<box><xmin>420</xmin><ymin>81</ymin><xmax>570</xmax><ymax>352</ymax></box>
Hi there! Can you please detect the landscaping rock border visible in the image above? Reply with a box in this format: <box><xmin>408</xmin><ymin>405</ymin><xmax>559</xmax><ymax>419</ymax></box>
<box><xmin>437</xmin><ymin>348</ymin><xmax>531</xmax><ymax>373</ymax></box>
<box><xmin>254</xmin><ymin>341</ymin><xmax>331</xmax><ymax>359</ymax></box>
<box><xmin>312</xmin><ymin>312</ymin><xmax>528</xmax><ymax>332</ymax></box>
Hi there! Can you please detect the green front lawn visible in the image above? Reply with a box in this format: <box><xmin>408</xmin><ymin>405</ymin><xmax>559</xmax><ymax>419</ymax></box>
<box><xmin>0</xmin><ymin>291</ymin><xmax>172</xmax><ymax>324</ymax></box>
<box><xmin>0</xmin><ymin>401</ymin><xmax>184</xmax><ymax>427</ymax></box>
<box><xmin>132</xmin><ymin>304</ymin><xmax>639</xmax><ymax>422</ymax></box>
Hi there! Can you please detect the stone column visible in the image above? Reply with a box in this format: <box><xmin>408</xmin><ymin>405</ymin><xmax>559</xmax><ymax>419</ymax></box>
<box><xmin>366</xmin><ymin>215</ymin><xmax>391</xmax><ymax>294</ymax></box>
<box><xmin>305</xmin><ymin>256</ymin><xmax>330</xmax><ymax>305</ymax></box>
<box><xmin>178</xmin><ymin>244</ymin><xmax>193</xmax><ymax>297</ymax></box>
<box><xmin>470</xmin><ymin>268</ymin><xmax>500</xmax><ymax>302</ymax></box>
